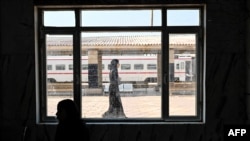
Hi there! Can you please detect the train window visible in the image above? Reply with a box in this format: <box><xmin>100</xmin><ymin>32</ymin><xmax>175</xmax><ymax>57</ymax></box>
<box><xmin>180</xmin><ymin>62</ymin><xmax>185</xmax><ymax>70</ymax></box>
<box><xmin>176</xmin><ymin>64</ymin><xmax>180</xmax><ymax>70</ymax></box>
<box><xmin>134</xmin><ymin>64</ymin><xmax>144</xmax><ymax>70</ymax></box>
<box><xmin>69</xmin><ymin>64</ymin><xmax>73</xmax><ymax>70</ymax></box>
<box><xmin>147</xmin><ymin>64</ymin><xmax>157</xmax><ymax>70</ymax></box>
<box><xmin>121</xmin><ymin>64</ymin><xmax>131</xmax><ymax>70</ymax></box>
<box><xmin>55</xmin><ymin>64</ymin><xmax>65</xmax><ymax>70</ymax></box>
<box><xmin>82</xmin><ymin>64</ymin><xmax>88</xmax><ymax>70</ymax></box>
<box><xmin>36</xmin><ymin>6</ymin><xmax>205</xmax><ymax>123</ymax></box>
<box><xmin>47</xmin><ymin>65</ymin><xmax>52</xmax><ymax>70</ymax></box>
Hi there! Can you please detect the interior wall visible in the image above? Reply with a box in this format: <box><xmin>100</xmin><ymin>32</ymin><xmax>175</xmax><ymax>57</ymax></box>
<box><xmin>0</xmin><ymin>0</ymin><xmax>248</xmax><ymax>141</ymax></box>
<box><xmin>246</xmin><ymin>0</ymin><xmax>250</xmax><ymax>124</ymax></box>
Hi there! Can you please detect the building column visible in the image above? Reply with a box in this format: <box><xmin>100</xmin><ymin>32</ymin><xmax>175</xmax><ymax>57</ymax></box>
<box><xmin>157</xmin><ymin>53</ymin><xmax>162</xmax><ymax>89</ymax></box>
<box><xmin>169</xmin><ymin>49</ymin><xmax>175</xmax><ymax>82</ymax></box>
<box><xmin>88</xmin><ymin>50</ymin><xmax>102</xmax><ymax>88</ymax></box>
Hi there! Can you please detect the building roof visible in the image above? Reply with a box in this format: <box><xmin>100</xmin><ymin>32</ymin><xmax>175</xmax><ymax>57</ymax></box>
<box><xmin>46</xmin><ymin>35</ymin><xmax>195</xmax><ymax>55</ymax></box>
<box><xmin>46</xmin><ymin>35</ymin><xmax>195</xmax><ymax>46</ymax></box>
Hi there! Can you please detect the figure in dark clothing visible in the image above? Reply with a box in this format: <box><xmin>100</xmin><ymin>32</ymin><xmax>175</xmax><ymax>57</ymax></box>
<box><xmin>102</xmin><ymin>59</ymin><xmax>126</xmax><ymax>118</ymax></box>
<box><xmin>55</xmin><ymin>99</ymin><xmax>89</xmax><ymax>141</ymax></box>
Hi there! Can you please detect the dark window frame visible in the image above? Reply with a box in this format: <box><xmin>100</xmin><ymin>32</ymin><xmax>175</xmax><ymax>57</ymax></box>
<box><xmin>35</xmin><ymin>5</ymin><xmax>205</xmax><ymax>124</ymax></box>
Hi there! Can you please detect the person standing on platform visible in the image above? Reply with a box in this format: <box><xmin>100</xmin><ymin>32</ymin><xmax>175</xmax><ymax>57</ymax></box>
<box><xmin>102</xmin><ymin>59</ymin><xmax>126</xmax><ymax>118</ymax></box>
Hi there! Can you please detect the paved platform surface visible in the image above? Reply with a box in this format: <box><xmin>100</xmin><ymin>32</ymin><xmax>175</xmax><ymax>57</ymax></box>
<box><xmin>47</xmin><ymin>94</ymin><xmax>196</xmax><ymax>118</ymax></box>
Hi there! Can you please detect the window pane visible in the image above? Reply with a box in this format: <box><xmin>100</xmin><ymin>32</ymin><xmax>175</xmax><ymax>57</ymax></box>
<box><xmin>82</xmin><ymin>64</ymin><xmax>88</xmax><ymax>70</ymax></box>
<box><xmin>69</xmin><ymin>64</ymin><xmax>73</xmax><ymax>70</ymax></box>
<box><xmin>44</xmin><ymin>11</ymin><xmax>75</xmax><ymax>27</ymax></box>
<box><xmin>121</xmin><ymin>64</ymin><xmax>131</xmax><ymax>70</ymax></box>
<box><xmin>167</xmin><ymin>9</ymin><xmax>200</xmax><ymax>26</ymax></box>
<box><xmin>169</xmin><ymin>34</ymin><xmax>197</xmax><ymax>116</ymax></box>
<box><xmin>46</xmin><ymin>35</ymin><xmax>74</xmax><ymax>117</ymax></box>
<box><xmin>81</xmin><ymin>32</ymin><xmax>161</xmax><ymax>118</ymax></box>
<box><xmin>56</xmin><ymin>64</ymin><xmax>65</xmax><ymax>70</ymax></box>
<box><xmin>147</xmin><ymin>64</ymin><xmax>157</xmax><ymax>70</ymax></box>
<box><xmin>81</xmin><ymin>10</ymin><xmax>161</xmax><ymax>27</ymax></box>
<box><xmin>134</xmin><ymin>64</ymin><xmax>144</xmax><ymax>70</ymax></box>
<box><xmin>47</xmin><ymin>65</ymin><xmax>52</xmax><ymax>70</ymax></box>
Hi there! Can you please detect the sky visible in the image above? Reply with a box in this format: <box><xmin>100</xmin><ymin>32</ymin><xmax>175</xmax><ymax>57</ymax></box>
<box><xmin>44</xmin><ymin>9</ymin><xmax>199</xmax><ymax>37</ymax></box>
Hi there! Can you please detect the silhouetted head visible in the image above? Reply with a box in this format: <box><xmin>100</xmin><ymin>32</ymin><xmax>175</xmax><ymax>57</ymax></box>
<box><xmin>110</xmin><ymin>59</ymin><xmax>119</xmax><ymax>70</ymax></box>
<box><xmin>56</xmin><ymin>99</ymin><xmax>80</xmax><ymax>122</ymax></box>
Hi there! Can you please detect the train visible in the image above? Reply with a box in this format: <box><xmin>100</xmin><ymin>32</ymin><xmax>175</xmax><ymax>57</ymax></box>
<box><xmin>172</xmin><ymin>54</ymin><xmax>196</xmax><ymax>82</ymax></box>
<box><xmin>46</xmin><ymin>54</ymin><xmax>195</xmax><ymax>83</ymax></box>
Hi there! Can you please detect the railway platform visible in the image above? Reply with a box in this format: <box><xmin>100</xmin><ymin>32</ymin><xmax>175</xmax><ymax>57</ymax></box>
<box><xmin>47</xmin><ymin>94</ymin><xmax>196</xmax><ymax>118</ymax></box>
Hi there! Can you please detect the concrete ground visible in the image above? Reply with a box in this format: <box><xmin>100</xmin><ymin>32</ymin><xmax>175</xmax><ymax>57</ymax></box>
<box><xmin>47</xmin><ymin>90</ymin><xmax>196</xmax><ymax>118</ymax></box>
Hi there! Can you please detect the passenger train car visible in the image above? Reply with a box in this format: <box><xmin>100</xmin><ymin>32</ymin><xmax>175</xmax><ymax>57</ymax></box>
<box><xmin>46</xmin><ymin>54</ymin><xmax>195</xmax><ymax>83</ymax></box>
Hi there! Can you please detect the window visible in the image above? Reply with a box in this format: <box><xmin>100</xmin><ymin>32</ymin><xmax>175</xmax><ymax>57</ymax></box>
<box><xmin>81</xmin><ymin>10</ymin><xmax>161</xmax><ymax>27</ymax></box>
<box><xmin>167</xmin><ymin>9</ymin><xmax>200</xmax><ymax>26</ymax></box>
<box><xmin>176</xmin><ymin>64</ymin><xmax>180</xmax><ymax>70</ymax></box>
<box><xmin>82</xmin><ymin>64</ymin><xmax>88</xmax><ymax>70</ymax></box>
<box><xmin>147</xmin><ymin>64</ymin><xmax>157</xmax><ymax>70</ymax></box>
<box><xmin>44</xmin><ymin>11</ymin><xmax>75</xmax><ymax>27</ymax></box>
<box><xmin>134</xmin><ymin>64</ymin><xmax>144</xmax><ymax>70</ymax></box>
<box><xmin>69</xmin><ymin>64</ymin><xmax>73</xmax><ymax>70</ymax></box>
<box><xmin>55</xmin><ymin>64</ymin><xmax>65</xmax><ymax>70</ymax></box>
<box><xmin>47</xmin><ymin>65</ymin><xmax>52</xmax><ymax>70</ymax></box>
<box><xmin>180</xmin><ymin>62</ymin><xmax>185</xmax><ymax>70</ymax></box>
<box><xmin>121</xmin><ymin>64</ymin><xmax>131</xmax><ymax>70</ymax></box>
<box><xmin>36</xmin><ymin>6</ymin><xmax>205</xmax><ymax>123</ymax></box>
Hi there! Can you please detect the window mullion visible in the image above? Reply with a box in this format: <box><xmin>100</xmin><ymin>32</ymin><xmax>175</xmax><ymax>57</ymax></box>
<box><xmin>162</xmin><ymin>8</ymin><xmax>169</xmax><ymax>120</ymax></box>
<box><xmin>73</xmin><ymin>9</ymin><xmax>82</xmax><ymax>117</ymax></box>
<box><xmin>197</xmin><ymin>28</ymin><xmax>204</xmax><ymax>121</ymax></box>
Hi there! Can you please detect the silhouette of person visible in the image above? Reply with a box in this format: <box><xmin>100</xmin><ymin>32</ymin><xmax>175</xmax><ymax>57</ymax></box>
<box><xmin>102</xmin><ymin>59</ymin><xmax>126</xmax><ymax>118</ymax></box>
<box><xmin>55</xmin><ymin>99</ymin><xmax>89</xmax><ymax>141</ymax></box>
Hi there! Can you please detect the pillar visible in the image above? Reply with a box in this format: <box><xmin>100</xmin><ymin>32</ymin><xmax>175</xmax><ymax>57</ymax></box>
<box><xmin>169</xmin><ymin>49</ymin><xmax>175</xmax><ymax>82</ymax></box>
<box><xmin>157</xmin><ymin>53</ymin><xmax>162</xmax><ymax>85</ymax></box>
<box><xmin>88</xmin><ymin>50</ymin><xmax>102</xmax><ymax>88</ymax></box>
